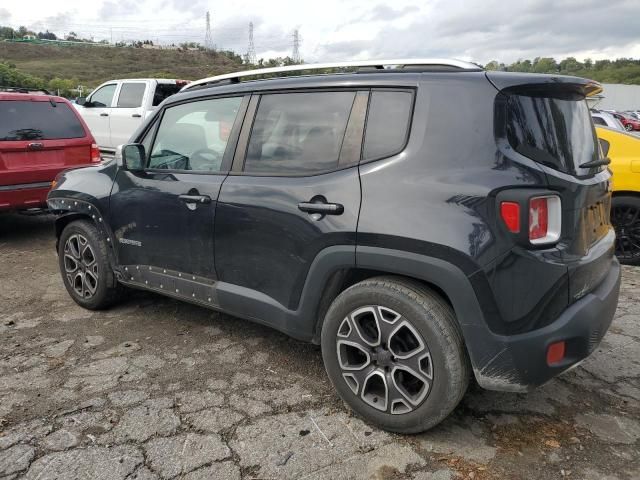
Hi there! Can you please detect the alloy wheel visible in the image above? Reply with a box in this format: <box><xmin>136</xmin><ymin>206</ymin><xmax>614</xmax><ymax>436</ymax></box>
<box><xmin>612</xmin><ymin>204</ymin><xmax>640</xmax><ymax>262</ymax></box>
<box><xmin>336</xmin><ymin>305</ymin><xmax>433</xmax><ymax>415</ymax></box>
<box><xmin>63</xmin><ymin>234</ymin><xmax>99</xmax><ymax>299</ymax></box>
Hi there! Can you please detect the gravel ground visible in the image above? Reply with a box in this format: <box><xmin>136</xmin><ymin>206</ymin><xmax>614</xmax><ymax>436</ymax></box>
<box><xmin>0</xmin><ymin>213</ymin><xmax>638</xmax><ymax>480</ymax></box>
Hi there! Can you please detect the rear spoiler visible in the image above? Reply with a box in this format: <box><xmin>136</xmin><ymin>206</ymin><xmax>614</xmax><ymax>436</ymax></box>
<box><xmin>485</xmin><ymin>72</ymin><xmax>602</xmax><ymax>98</ymax></box>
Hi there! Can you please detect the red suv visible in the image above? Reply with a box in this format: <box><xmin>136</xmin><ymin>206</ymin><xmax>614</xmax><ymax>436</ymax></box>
<box><xmin>0</xmin><ymin>90</ymin><xmax>100</xmax><ymax>212</ymax></box>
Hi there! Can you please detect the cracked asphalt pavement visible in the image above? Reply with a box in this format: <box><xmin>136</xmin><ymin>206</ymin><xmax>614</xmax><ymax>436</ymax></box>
<box><xmin>1</xmin><ymin>213</ymin><xmax>639</xmax><ymax>480</ymax></box>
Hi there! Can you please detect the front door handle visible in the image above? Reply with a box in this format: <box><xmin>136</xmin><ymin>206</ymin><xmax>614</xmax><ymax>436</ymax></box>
<box><xmin>27</xmin><ymin>142</ymin><xmax>44</xmax><ymax>150</ymax></box>
<box><xmin>132</xmin><ymin>114</ymin><xmax>142</xmax><ymax>118</ymax></box>
<box><xmin>298</xmin><ymin>201</ymin><xmax>344</xmax><ymax>215</ymax></box>
<box><xmin>179</xmin><ymin>194</ymin><xmax>211</xmax><ymax>204</ymax></box>
<box><xmin>100</xmin><ymin>113</ymin><xmax>109</xmax><ymax>117</ymax></box>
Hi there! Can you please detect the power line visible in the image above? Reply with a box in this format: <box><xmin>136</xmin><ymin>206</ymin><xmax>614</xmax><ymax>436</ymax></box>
<box><xmin>292</xmin><ymin>29</ymin><xmax>301</xmax><ymax>63</ymax></box>
<box><xmin>246</xmin><ymin>22</ymin><xmax>257</xmax><ymax>64</ymax></box>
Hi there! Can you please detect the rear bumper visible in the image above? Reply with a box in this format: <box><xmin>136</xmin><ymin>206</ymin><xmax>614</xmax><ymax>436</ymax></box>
<box><xmin>0</xmin><ymin>182</ymin><xmax>51</xmax><ymax>211</ymax></box>
<box><xmin>474</xmin><ymin>257</ymin><xmax>621</xmax><ymax>391</ymax></box>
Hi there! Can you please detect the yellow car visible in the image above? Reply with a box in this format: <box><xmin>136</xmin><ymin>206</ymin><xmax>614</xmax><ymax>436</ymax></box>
<box><xmin>596</xmin><ymin>125</ymin><xmax>640</xmax><ymax>265</ymax></box>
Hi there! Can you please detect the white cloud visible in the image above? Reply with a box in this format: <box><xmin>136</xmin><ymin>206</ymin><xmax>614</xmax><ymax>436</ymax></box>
<box><xmin>3</xmin><ymin>0</ymin><xmax>639</xmax><ymax>63</ymax></box>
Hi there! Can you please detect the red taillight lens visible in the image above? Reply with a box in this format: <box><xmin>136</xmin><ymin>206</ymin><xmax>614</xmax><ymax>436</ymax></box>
<box><xmin>529</xmin><ymin>197</ymin><xmax>549</xmax><ymax>240</ymax></box>
<box><xmin>547</xmin><ymin>341</ymin><xmax>566</xmax><ymax>365</ymax></box>
<box><xmin>500</xmin><ymin>202</ymin><xmax>521</xmax><ymax>233</ymax></box>
<box><xmin>91</xmin><ymin>143</ymin><xmax>101</xmax><ymax>163</ymax></box>
<box><xmin>528</xmin><ymin>195</ymin><xmax>561</xmax><ymax>245</ymax></box>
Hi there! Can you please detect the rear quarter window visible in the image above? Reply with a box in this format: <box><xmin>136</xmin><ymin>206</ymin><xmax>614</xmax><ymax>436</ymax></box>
<box><xmin>0</xmin><ymin>101</ymin><xmax>86</xmax><ymax>140</ymax></box>
<box><xmin>505</xmin><ymin>94</ymin><xmax>600</xmax><ymax>176</ymax></box>
<box><xmin>363</xmin><ymin>90</ymin><xmax>413</xmax><ymax>161</ymax></box>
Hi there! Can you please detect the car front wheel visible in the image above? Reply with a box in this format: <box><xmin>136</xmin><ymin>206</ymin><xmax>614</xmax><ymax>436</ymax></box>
<box><xmin>58</xmin><ymin>219</ymin><xmax>124</xmax><ymax>309</ymax></box>
<box><xmin>321</xmin><ymin>276</ymin><xmax>469</xmax><ymax>433</ymax></box>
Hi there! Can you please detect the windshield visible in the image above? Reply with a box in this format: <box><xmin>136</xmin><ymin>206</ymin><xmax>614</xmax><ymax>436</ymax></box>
<box><xmin>506</xmin><ymin>94</ymin><xmax>601</xmax><ymax>176</ymax></box>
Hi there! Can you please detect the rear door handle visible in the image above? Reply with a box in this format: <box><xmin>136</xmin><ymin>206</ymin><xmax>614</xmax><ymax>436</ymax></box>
<box><xmin>179</xmin><ymin>194</ymin><xmax>211</xmax><ymax>204</ymax></box>
<box><xmin>131</xmin><ymin>114</ymin><xmax>142</xmax><ymax>118</ymax></box>
<box><xmin>298</xmin><ymin>201</ymin><xmax>344</xmax><ymax>215</ymax></box>
<box><xmin>27</xmin><ymin>142</ymin><xmax>44</xmax><ymax>150</ymax></box>
<box><xmin>100</xmin><ymin>113</ymin><xmax>109</xmax><ymax>117</ymax></box>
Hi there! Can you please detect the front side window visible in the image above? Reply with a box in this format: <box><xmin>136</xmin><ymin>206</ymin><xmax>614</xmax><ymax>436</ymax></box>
<box><xmin>149</xmin><ymin>97</ymin><xmax>242</xmax><ymax>172</ymax></box>
<box><xmin>117</xmin><ymin>83</ymin><xmax>146</xmax><ymax>108</ymax></box>
<box><xmin>90</xmin><ymin>84</ymin><xmax>117</xmax><ymax>107</ymax></box>
<box><xmin>244</xmin><ymin>91</ymin><xmax>356</xmax><ymax>175</ymax></box>
<box><xmin>591</xmin><ymin>116</ymin><xmax>606</xmax><ymax>126</ymax></box>
<box><xmin>0</xmin><ymin>101</ymin><xmax>85</xmax><ymax>141</ymax></box>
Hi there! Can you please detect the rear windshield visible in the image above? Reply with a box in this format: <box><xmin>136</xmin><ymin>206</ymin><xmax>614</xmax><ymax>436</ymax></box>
<box><xmin>0</xmin><ymin>100</ymin><xmax>86</xmax><ymax>141</ymax></box>
<box><xmin>506</xmin><ymin>94</ymin><xmax>600</xmax><ymax>176</ymax></box>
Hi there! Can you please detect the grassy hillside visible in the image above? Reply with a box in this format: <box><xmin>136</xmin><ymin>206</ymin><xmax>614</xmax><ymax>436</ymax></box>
<box><xmin>0</xmin><ymin>42</ymin><xmax>245</xmax><ymax>87</ymax></box>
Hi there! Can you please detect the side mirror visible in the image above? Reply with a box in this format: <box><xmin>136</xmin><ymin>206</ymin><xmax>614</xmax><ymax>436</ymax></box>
<box><xmin>599</xmin><ymin>138</ymin><xmax>610</xmax><ymax>158</ymax></box>
<box><xmin>116</xmin><ymin>144</ymin><xmax>145</xmax><ymax>171</ymax></box>
<box><xmin>76</xmin><ymin>97</ymin><xmax>86</xmax><ymax>106</ymax></box>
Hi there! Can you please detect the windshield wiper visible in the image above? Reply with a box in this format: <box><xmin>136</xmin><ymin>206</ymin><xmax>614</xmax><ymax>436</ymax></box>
<box><xmin>579</xmin><ymin>157</ymin><xmax>611</xmax><ymax>168</ymax></box>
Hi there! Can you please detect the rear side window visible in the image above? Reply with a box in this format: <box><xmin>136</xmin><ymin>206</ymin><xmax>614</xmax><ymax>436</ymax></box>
<box><xmin>244</xmin><ymin>91</ymin><xmax>356</xmax><ymax>175</ymax></box>
<box><xmin>591</xmin><ymin>116</ymin><xmax>606</xmax><ymax>126</ymax></box>
<box><xmin>117</xmin><ymin>83</ymin><xmax>146</xmax><ymax>108</ymax></box>
<box><xmin>506</xmin><ymin>94</ymin><xmax>599</xmax><ymax>176</ymax></box>
<box><xmin>363</xmin><ymin>90</ymin><xmax>413</xmax><ymax>160</ymax></box>
<box><xmin>0</xmin><ymin>101</ymin><xmax>85</xmax><ymax>141</ymax></box>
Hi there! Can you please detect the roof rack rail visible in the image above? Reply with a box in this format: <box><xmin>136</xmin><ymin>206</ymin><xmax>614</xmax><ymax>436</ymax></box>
<box><xmin>0</xmin><ymin>85</ymin><xmax>51</xmax><ymax>95</ymax></box>
<box><xmin>182</xmin><ymin>58</ymin><xmax>481</xmax><ymax>91</ymax></box>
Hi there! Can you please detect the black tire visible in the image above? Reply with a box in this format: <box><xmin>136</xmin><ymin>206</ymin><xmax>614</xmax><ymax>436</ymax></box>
<box><xmin>611</xmin><ymin>195</ymin><xmax>640</xmax><ymax>266</ymax></box>
<box><xmin>58</xmin><ymin>220</ymin><xmax>124</xmax><ymax>309</ymax></box>
<box><xmin>321</xmin><ymin>276</ymin><xmax>469</xmax><ymax>433</ymax></box>
<box><xmin>625</xmin><ymin>124</ymin><xmax>633</xmax><ymax>131</ymax></box>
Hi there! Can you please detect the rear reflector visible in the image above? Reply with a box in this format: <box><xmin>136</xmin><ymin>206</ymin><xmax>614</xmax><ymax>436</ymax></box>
<box><xmin>91</xmin><ymin>143</ymin><xmax>101</xmax><ymax>163</ymax></box>
<box><xmin>500</xmin><ymin>202</ymin><xmax>521</xmax><ymax>233</ymax></box>
<box><xmin>529</xmin><ymin>195</ymin><xmax>561</xmax><ymax>245</ymax></box>
<box><xmin>547</xmin><ymin>341</ymin><xmax>566</xmax><ymax>365</ymax></box>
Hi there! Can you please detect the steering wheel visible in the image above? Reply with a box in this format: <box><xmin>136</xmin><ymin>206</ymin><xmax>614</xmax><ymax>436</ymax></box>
<box><xmin>189</xmin><ymin>148</ymin><xmax>222</xmax><ymax>171</ymax></box>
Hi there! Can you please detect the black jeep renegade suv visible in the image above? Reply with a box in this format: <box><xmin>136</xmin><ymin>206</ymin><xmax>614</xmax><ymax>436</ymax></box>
<box><xmin>48</xmin><ymin>60</ymin><xmax>621</xmax><ymax>433</ymax></box>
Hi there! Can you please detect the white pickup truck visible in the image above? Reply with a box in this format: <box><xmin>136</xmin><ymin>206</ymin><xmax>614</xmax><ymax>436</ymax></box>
<box><xmin>75</xmin><ymin>78</ymin><xmax>187</xmax><ymax>156</ymax></box>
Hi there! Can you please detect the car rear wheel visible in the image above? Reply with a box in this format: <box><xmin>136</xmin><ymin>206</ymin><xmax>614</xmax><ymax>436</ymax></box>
<box><xmin>321</xmin><ymin>276</ymin><xmax>469</xmax><ymax>433</ymax></box>
<box><xmin>58</xmin><ymin>220</ymin><xmax>124</xmax><ymax>309</ymax></box>
<box><xmin>612</xmin><ymin>196</ymin><xmax>640</xmax><ymax>266</ymax></box>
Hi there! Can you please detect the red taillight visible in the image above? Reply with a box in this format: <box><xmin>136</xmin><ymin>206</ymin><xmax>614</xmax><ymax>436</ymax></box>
<box><xmin>529</xmin><ymin>195</ymin><xmax>561</xmax><ymax>245</ymax></box>
<box><xmin>529</xmin><ymin>197</ymin><xmax>549</xmax><ymax>240</ymax></box>
<box><xmin>500</xmin><ymin>202</ymin><xmax>520</xmax><ymax>233</ymax></box>
<box><xmin>499</xmin><ymin>193</ymin><xmax>561</xmax><ymax>246</ymax></box>
<box><xmin>91</xmin><ymin>143</ymin><xmax>101</xmax><ymax>163</ymax></box>
<box><xmin>547</xmin><ymin>341</ymin><xmax>566</xmax><ymax>365</ymax></box>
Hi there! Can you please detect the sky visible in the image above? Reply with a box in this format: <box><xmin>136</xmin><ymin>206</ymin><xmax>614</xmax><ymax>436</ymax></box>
<box><xmin>1</xmin><ymin>0</ymin><xmax>639</xmax><ymax>65</ymax></box>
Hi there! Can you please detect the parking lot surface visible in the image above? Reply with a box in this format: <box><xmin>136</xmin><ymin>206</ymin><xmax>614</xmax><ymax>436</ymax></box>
<box><xmin>0</xmin><ymin>213</ymin><xmax>638</xmax><ymax>480</ymax></box>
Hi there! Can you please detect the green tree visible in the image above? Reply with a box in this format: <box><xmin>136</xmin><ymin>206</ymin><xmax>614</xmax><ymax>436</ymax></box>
<box><xmin>532</xmin><ymin>57</ymin><xmax>558</xmax><ymax>73</ymax></box>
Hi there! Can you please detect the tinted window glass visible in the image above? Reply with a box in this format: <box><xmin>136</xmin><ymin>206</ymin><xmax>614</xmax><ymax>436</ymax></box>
<box><xmin>117</xmin><ymin>83</ymin><xmax>146</xmax><ymax>108</ymax></box>
<box><xmin>591</xmin><ymin>116</ymin><xmax>606</xmax><ymax>126</ymax></box>
<box><xmin>507</xmin><ymin>95</ymin><xmax>599</xmax><ymax>176</ymax></box>
<box><xmin>363</xmin><ymin>90</ymin><xmax>413</xmax><ymax>160</ymax></box>
<box><xmin>245</xmin><ymin>91</ymin><xmax>356</xmax><ymax>175</ymax></box>
<box><xmin>90</xmin><ymin>84</ymin><xmax>116</xmax><ymax>107</ymax></box>
<box><xmin>0</xmin><ymin>101</ymin><xmax>85</xmax><ymax>140</ymax></box>
<box><xmin>153</xmin><ymin>84</ymin><xmax>182</xmax><ymax>106</ymax></box>
<box><xmin>149</xmin><ymin>97</ymin><xmax>242</xmax><ymax>172</ymax></box>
